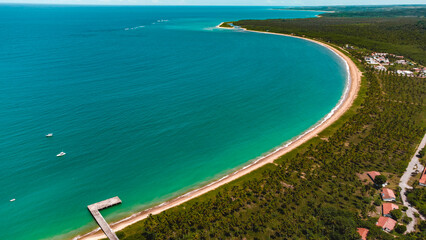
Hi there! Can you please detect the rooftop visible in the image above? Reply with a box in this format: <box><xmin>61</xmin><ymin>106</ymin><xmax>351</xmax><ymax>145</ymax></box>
<box><xmin>420</xmin><ymin>167</ymin><xmax>426</xmax><ymax>185</ymax></box>
<box><xmin>376</xmin><ymin>216</ymin><xmax>397</xmax><ymax>231</ymax></box>
<box><xmin>357</xmin><ymin>228</ymin><xmax>369</xmax><ymax>240</ymax></box>
<box><xmin>381</xmin><ymin>188</ymin><xmax>396</xmax><ymax>199</ymax></box>
<box><xmin>382</xmin><ymin>203</ymin><xmax>399</xmax><ymax>215</ymax></box>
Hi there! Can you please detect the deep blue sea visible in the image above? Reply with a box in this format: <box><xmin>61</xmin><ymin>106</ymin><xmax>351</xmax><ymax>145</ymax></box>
<box><xmin>0</xmin><ymin>5</ymin><xmax>347</xmax><ymax>240</ymax></box>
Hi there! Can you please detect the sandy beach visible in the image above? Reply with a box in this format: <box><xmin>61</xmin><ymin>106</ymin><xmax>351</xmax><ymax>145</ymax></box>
<box><xmin>75</xmin><ymin>24</ymin><xmax>362</xmax><ymax>240</ymax></box>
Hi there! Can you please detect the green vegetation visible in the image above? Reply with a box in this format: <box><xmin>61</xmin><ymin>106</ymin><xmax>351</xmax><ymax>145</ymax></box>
<box><xmin>418</xmin><ymin>147</ymin><xmax>426</xmax><ymax>165</ymax></box>
<box><xmin>375</xmin><ymin>175</ymin><xmax>387</xmax><ymax>186</ymax></box>
<box><xmin>419</xmin><ymin>220</ymin><xmax>426</xmax><ymax>231</ymax></box>
<box><xmin>402</xmin><ymin>215</ymin><xmax>412</xmax><ymax>224</ymax></box>
<box><xmin>219</xmin><ymin>22</ymin><xmax>233</xmax><ymax>28</ymax></box>
<box><xmin>395</xmin><ymin>224</ymin><xmax>407</xmax><ymax>234</ymax></box>
<box><xmin>234</xmin><ymin>18</ymin><xmax>426</xmax><ymax>65</ymax></box>
<box><xmin>391</xmin><ymin>209</ymin><xmax>403</xmax><ymax>220</ymax></box>
<box><xmin>285</xmin><ymin>5</ymin><xmax>426</xmax><ymax>18</ymax></box>
<box><xmin>419</xmin><ymin>147</ymin><xmax>426</xmax><ymax>165</ymax></box>
<box><xmin>114</xmin><ymin>7</ymin><xmax>426</xmax><ymax>239</ymax></box>
<box><xmin>419</xmin><ymin>147</ymin><xmax>425</xmax><ymax>158</ymax></box>
<box><xmin>407</xmin><ymin>187</ymin><xmax>426</xmax><ymax>216</ymax></box>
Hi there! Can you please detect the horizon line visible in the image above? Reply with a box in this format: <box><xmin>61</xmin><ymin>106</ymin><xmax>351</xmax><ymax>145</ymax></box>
<box><xmin>1</xmin><ymin>3</ymin><xmax>425</xmax><ymax>7</ymax></box>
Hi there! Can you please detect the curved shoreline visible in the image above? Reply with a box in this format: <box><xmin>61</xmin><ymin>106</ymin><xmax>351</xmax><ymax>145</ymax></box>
<box><xmin>74</xmin><ymin>24</ymin><xmax>362</xmax><ymax>240</ymax></box>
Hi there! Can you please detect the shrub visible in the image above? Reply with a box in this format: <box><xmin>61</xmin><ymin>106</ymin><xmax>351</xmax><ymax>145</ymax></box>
<box><xmin>402</xmin><ymin>215</ymin><xmax>411</xmax><ymax>224</ymax></box>
<box><xmin>375</xmin><ymin>175</ymin><xmax>387</xmax><ymax>186</ymax></box>
<box><xmin>419</xmin><ymin>220</ymin><xmax>426</xmax><ymax>231</ymax></box>
<box><xmin>418</xmin><ymin>147</ymin><xmax>425</xmax><ymax>158</ymax></box>
<box><xmin>374</xmin><ymin>198</ymin><xmax>381</xmax><ymax>206</ymax></box>
<box><xmin>395</xmin><ymin>224</ymin><xmax>406</xmax><ymax>234</ymax></box>
<box><xmin>390</xmin><ymin>209</ymin><xmax>402</xmax><ymax>220</ymax></box>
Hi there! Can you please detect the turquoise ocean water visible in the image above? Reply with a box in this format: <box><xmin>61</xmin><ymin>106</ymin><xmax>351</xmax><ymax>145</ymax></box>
<box><xmin>0</xmin><ymin>5</ymin><xmax>347</xmax><ymax>240</ymax></box>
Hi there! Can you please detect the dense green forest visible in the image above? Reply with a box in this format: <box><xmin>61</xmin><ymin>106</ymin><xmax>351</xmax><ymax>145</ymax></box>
<box><xmin>117</xmin><ymin>72</ymin><xmax>426</xmax><ymax>239</ymax></box>
<box><xmin>114</xmin><ymin>7</ymin><xmax>426</xmax><ymax>240</ymax></box>
<box><xmin>285</xmin><ymin>5</ymin><xmax>426</xmax><ymax>18</ymax></box>
<box><xmin>233</xmin><ymin>17</ymin><xmax>426</xmax><ymax>65</ymax></box>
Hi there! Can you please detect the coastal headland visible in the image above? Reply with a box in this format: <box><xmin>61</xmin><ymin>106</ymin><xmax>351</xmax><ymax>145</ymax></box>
<box><xmin>75</xmin><ymin>23</ymin><xmax>362</xmax><ymax>240</ymax></box>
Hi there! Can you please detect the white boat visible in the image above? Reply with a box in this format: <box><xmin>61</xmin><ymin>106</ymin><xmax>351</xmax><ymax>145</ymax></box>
<box><xmin>57</xmin><ymin>152</ymin><xmax>66</xmax><ymax>157</ymax></box>
<box><xmin>46</xmin><ymin>133</ymin><xmax>53</xmax><ymax>137</ymax></box>
<box><xmin>10</xmin><ymin>199</ymin><xmax>16</xmax><ymax>202</ymax></box>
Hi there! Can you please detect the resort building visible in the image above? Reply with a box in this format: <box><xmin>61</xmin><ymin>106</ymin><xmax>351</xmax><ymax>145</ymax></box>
<box><xmin>381</xmin><ymin>188</ymin><xmax>396</xmax><ymax>202</ymax></box>
<box><xmin>375</xmin><ymin>65</ymin><xmax>387</xmax><ymax>71</ymax></box>
<box><xmin>397</xmin><ymin>70</ymin><xmax>414</xmax><ymax>76</ymax></box>
<box><xmin>382</xmin><ymin>203</ymin><xmax>399</xmax><ymax>217</ymax></box>
<box><xmin>395</xmin><ymin>59</ymin><xmax>407</xmax><ymax>65</ymax></box>
<box><xmin>375</xmin><ymin>57</ymin><xmax>389</xmax><ymax>65</ymax></box>
<box><xmin>376</xmin><ymin>216</ymin><xmax>397</xmax><ymax>232</ymax></box>
<box><xmin>357</xmin><ymin>228</ymin><xmax>369</xmax><ymax>240</ymax></box>
<box><xmin>419</xmin><ymin>167</ymin><xmax>426</xmax><ymax>187</ymax></box>
<box><xmin>364</xmin><ymin>57</ymin><xmax>379</xmax><ymax>65</ymax></box>
<box><xmin>373</xmin><ymin>52</ymin><xmax>388</xmax><ymax>57</ymax></box>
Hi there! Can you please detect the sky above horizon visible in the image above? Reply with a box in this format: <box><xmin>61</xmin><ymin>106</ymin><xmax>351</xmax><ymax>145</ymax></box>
<box><xmin>1</xmin><ymin>0</ymin><xmax>426</xmax><ymax>6</ymax></box>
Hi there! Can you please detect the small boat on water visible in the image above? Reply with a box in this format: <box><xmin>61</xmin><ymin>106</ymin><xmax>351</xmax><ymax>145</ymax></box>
<box><xmin>57</xmin><ymin>152</ymin><xmax>66</xmax><ymax>157</ymax></box>
<box><xmin>46</xmin><ymin>133</ymin><xmax>53</xmax><ymax>137</ymax></box>
<box><xmin>10</xmin><ymin>199</ymin><xmax>16</xmax><ymax>202</ymax></box>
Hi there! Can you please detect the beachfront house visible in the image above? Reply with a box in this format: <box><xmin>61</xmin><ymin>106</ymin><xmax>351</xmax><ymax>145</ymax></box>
<box><xmin>376</xmin><ymin>216</ymin><xmax>397</xmax><ymax>232</ymax></box>
<box><xmin>382</xmin><ymin>203</ymin><xmax>399</xmax><ymax>217</ymax></box>
<box><xmin>381</xmin><ymin>188</ymin><xmax>396</xmax><ymax>202</ymax></box>
<box><xmin>357</xmin><ymin>228</ymin><xmax>369</xmax><ymax>240</ymax></box>
<box><xmin>419</xmin><ymin>167</ymin><xmax>426</xmax><ymax>187</ymax></box>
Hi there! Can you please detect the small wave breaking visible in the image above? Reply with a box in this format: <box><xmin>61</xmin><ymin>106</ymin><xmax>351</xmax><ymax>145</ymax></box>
<box><xmin>124</xmin><ymin>26</ymin><xmax>145</xmax><ymax>31</ymax></box>
<box><xmin>152</xmin><ymin>19</ymin><xmax>169</xmax><ymax>25</ymax></box>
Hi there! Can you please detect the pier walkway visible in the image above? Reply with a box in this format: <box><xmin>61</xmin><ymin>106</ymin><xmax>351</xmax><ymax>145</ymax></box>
<box><xmin>88</xmin><ymin>196</ymin><xmax>122</xmax><ymax>240</ymax></box>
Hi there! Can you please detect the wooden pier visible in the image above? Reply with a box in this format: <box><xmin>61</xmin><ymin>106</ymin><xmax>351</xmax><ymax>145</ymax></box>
<box><xmin>87</xmin><ymin>196</ymin><xmax>122</xmax><ymax>240</ymax></box>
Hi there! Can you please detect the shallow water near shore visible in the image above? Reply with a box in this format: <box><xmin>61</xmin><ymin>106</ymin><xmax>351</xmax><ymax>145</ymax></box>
<box><xmin>0</xmin><ymin>5</ymin><xmax>346</xmax><ymax>240</ymax></box>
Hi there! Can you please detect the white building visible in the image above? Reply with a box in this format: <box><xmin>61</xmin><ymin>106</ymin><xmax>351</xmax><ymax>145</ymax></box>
<box><xmin>375</xmin><ymin>66</ymin><xmax>387</xmax><ymax>71</ymax></box>
<box><xmin>395</xmin><ymin>60</ymin><xmax>407</xmax><ymax>65</ymax></box>
<box><xmin>397</xmin><ymin>70</ymin><xmax>414</xmax><ymax>76</ymax></box>
<box><xmin>365</xmin><ymin>57</ymin><xmax>379</xmax><ymax>65</ymax></box>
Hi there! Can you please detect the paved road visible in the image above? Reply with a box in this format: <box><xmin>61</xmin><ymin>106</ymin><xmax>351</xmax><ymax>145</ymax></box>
<box><xmin>399</xmin><ymin>133</ymin><xmax>426</xmax><ymax>233</ymax></box>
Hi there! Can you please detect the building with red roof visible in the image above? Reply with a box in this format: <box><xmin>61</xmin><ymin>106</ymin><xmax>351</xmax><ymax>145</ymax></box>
<box><xmin>376</xmin><ymin>216</ymin><xmax>397</xmax><ymax>232</ymax></box>
<box><xmin>382</xmin><ymin>203</ymin><xmax>399</xmax><ymax>217</ymax></box>
<box><xmin>357</xmin><ymin>228</ymin><xmax>369</xmax><ymax>240</ymax></box>
<box><xmin>367</xmin><ymin>171</ymin><xmax>381</xmax><ymax>182</ymax></box>
<box><xmin>419</xmin><ymin>167</ymin><xmax>426</xmax><ymax>187</ymax></box>
<box><xmin>381</xmin><ymin>188</ymin><xmax>396</xmax><ymax>202</ymax></box>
